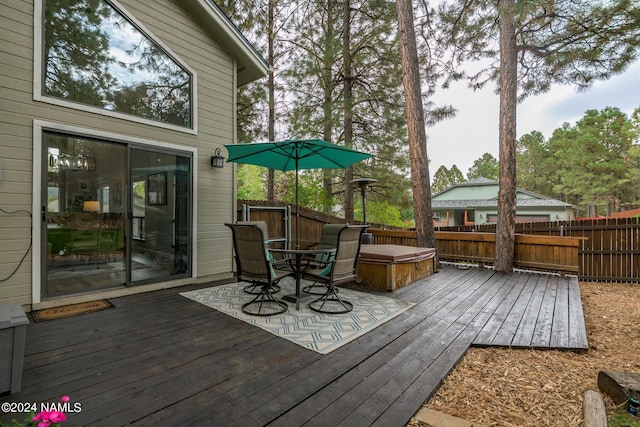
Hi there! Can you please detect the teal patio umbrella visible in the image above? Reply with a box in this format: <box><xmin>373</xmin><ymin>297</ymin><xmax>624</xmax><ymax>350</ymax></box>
<box><xmin>224</xmin><ymin>139</ymin><xmax>372</xmax><ymax>246</ymax></box>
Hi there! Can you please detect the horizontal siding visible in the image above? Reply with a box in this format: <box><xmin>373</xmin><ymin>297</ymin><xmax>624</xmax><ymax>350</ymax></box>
<box><xmin>0</xmin><ymin>118</ymin><xmax>32</xmax><ymax>139</ymax></box>
<box><xmin>0</xmin><ymin>50</ymin><xmax>32</xmax><ymax>73</ymax></box>
<box><xmin>0</xmin><ymin>73</ymin><xmax>31</xmax><ymax>95</ymax></box>
<box><xmin>0</xmin><ymin>222</ymin><xmax>32</xmax><ymax>242</ymax></box>
<box><xmin>0</xmin><ymin>281</ymin><xmax>33</xmax><ymax>305</ymax></box>
<box><xmin>0</xmin><ymin>199</ymin><xmax>32</xmax><ymax>303</ymax></box>
<box><xmin>0</xmin><ymin>272</ymin><xmax>32</xmax><ymax>292</ymax></box>
<box><xmin>0</xmin><ymin>240</ymin><xmax>32</xmax><ymax>264</ymax></box>
<box><xmin>198</xmin><ymin>93</ymin><xmax>235</xmax><ymax>115</ymax></box>
<box><xmin>1</xmin><ymin>0</ymin><xmax>31</xmax><ymax>14</ymax></box>
<box><xmin>0</xmin><ymin>0</ymin><xmax>251</xmax><ymax>305</ymax></box>
<box><xmin>0</xmin><ymin>3</ymin><xmax>32</xmax><ymax>35</ymax></box>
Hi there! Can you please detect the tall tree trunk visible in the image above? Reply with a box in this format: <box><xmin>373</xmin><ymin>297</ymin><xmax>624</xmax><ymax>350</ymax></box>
<box><xmin>343</xmin><ymin>0</ymin><xmax>354</xmax><ymax>222</ymax></box>
<box><xmin>267</xmin><ymin>0</ymin><xmax>276</xmax><ymax>201</ymax></box>
<box><xmin>495</xmin><ymin>0</ymin><xmax>517</xmax><ymax>272</ymax></box>
<box><xmin>396</xmin><ymin>0</ymin><xmax>436</xmax><ymax>249</ymax></box>
<box><xmin>322</xmin><ymin>1</ymin><xmax>336</xmax><ymax>214</ymax></box>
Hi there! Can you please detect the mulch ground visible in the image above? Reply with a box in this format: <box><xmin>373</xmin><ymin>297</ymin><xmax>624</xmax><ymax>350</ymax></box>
<box><xmin>408</xmin><ymin>280</ymin><xmax>640</xmax><ymax>427</ymax></box>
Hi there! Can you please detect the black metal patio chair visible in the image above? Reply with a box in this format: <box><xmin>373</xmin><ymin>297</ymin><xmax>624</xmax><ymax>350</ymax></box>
<box><xmin>302</xmin><ymin>225</ymin><xmax>366</xmax><ymax>314</ymax></box>
<box><xmin>225</xmin><ymin>222</ymin><xmax>292</xmax><ymax>316</ymax></box>
<box><xmin>302</xmin><ymin>223</ymin><xmax>344</xmax><ymax>295</ymax></box>
<box><xmin>233</xmin><ymin>221</ymin><xmax>290</xmax><ymax>295</ymax></box>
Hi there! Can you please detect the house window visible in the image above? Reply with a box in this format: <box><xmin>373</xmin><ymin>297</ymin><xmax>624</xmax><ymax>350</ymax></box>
<box><xmin>41</xmin><ymin>0</ymin><xmax>192</xmax><ymax>128</ymax></box>
<box><xmin>486</xmin><ymin>214</ymin><xmax>551</xmax><ymax>224</ymax></box>
<box><xmin>432</xmin><ymin>212</ymin><xmax>441</xmax><ymax>221</ymax></box>
<box><xmin>516</xmin><ymin>215</ymin><xmax>551</xmax><ymax>223</ymax></box>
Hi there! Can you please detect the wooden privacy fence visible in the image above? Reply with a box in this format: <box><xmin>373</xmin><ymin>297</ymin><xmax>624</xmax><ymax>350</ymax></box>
<box><xmin>236</xmin><ymin>200</ymin><xmax>346</xmax><ymax>247</ymax></box>
<box><xmin>238</xmin><ymin>201</ymin><xmax>640</xmax><ymax>282</ymax></box>
<box><xmin>368</xmin><ymin>229</ymin><xmax>583</xmax><ymax>275</ymax></box>
<box><xmin>438</xmin><ymin>218</ymin><xmax>640</xmax><ymax>283</ymax></box>
<box><xmin>570</xmin><ymin>219</ymin><xmax>640</xmax><ymax>283</ymax></box>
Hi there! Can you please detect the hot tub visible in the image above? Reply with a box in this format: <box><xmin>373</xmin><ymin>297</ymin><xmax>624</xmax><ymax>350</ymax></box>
<box><xmin>357</xmin><ymin>244</ymin><xmax>436</xmax><ymax>291</ymax></box>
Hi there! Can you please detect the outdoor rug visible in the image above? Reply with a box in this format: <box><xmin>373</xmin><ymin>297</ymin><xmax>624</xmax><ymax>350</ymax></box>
<box><xmin>180</xmin><ymin>277</ymin><xmax>414</xmax><ymax>354</ymax></box>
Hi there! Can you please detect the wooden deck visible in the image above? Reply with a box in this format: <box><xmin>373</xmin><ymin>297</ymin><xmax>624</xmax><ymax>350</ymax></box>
<box><xmin>0</xmin><ymin>266</ymin><xmax>587</xmax><ymax>426</ymax></box>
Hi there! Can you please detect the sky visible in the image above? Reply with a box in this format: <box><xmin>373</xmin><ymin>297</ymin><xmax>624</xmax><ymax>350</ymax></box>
<box><xmin>426</xmin><ymin>59</ymin><xmax>640</xmax><ymax>178</ymax></box>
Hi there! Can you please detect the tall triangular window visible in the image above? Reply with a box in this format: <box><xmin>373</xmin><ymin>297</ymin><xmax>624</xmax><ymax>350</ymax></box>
<box><xmin>42</xmin><ymin>0</ymin><xmax>193</xmax><ymax>128</ymax></box>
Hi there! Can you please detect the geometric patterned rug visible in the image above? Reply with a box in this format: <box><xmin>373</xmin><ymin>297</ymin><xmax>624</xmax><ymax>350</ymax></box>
<box><xmin>180</xmin><ymin>277</ymin><xmax>414</xmax><ymax>354</ymax></box>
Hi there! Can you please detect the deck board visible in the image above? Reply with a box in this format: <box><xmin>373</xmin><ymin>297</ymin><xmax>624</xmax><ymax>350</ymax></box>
<box><xmin>473</xmin><ymin>272</ymin><xmax>532</xmax><ymax>346</ymax></box>
<box><xmin>339</xmin><ymin>269</ymin><xmax>514</xmax><ymax>426</ymax></box>
<box><xmin>0</xmin><ymin>266</ymin><xmax>588</xmax><ymax>427</ymax></box>
<box><xmin>298</xmin><ymin>274</ymin><xmax>502</xmax><ymax>426</ymax></box>
<box><xmin>568</xmin><ymin>277</ymin><xmax>589</xmax><ymax>349</ymax></box>
<box><xmin>511</xmin><ymin>274</ymin><xmax>548</xmax><ymax>347</ymax></box>
<box><xmin>550</xmin><ymin>278</ymin><xmax>570</xmax><ymax>348</ymax></box>
<box><xmin>531</xmin><ymin>275</ymin><xmax>559</xmax><ymax>347</ymax></box>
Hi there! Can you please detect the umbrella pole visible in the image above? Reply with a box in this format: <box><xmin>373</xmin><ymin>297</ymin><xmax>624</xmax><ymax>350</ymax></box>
<box><xmin>295</xmin><ymin>158</ymin><xmax>300</xmax><ymax>248</ymax></box>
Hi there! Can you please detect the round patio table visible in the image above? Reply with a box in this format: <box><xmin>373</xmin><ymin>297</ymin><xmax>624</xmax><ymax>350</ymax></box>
<box><xmin>268</xmin><ymin>245</ymin><xmax>336</xmax><ymax>310</ymax></box>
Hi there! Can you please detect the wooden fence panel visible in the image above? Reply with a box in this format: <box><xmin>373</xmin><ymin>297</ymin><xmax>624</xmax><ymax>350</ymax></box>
<box><xmin>369</xmin><ymin>229</ymin><xmax>580</xmax><ymax>274</ymax></box>
<box><xmin>434</xmin><ymin>231</ymin><xmax>496</xmax><ymax>264</ymax></box>
<box><xmin>239</xmin><ymin>200</ymin><xmax>640</xmax><ymax>282</ymax></box>
<box><xmin>238</xmin><ymin>205</ymin><xmax>290</xmax><ymax>245</ymax></box>
<box><xmin>566</xmin><ymin>218</ymin><xmax>640</xmax><ymax>282</ymax></box>
<box><xmin>437</xmin><ymin>217</ymin><xmax>640</xmax><ymax>282</ymax></box>
<box><xmin>513</xmin><ymin>234</ymin><xmax>582</xmax><ymax>273</ymax></box>
<box><xmin>237</xmin><ymin>200</ymin><xmax>346</xmax><ymax>246</ymax></box>
<box><xmin>369</xmin><ymin>229</ymin><xmax>417</xmax><ymax>246</ymax></box>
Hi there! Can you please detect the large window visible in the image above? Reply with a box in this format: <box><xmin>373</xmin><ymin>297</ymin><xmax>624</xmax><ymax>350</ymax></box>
<box><xmin>42</xmin><ymin>0</ymin><xmax>193</xmax><ymax>128</ymax></box>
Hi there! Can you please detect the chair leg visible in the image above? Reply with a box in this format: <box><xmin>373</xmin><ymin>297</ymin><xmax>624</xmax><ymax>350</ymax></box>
<box><xmin>309</xmin><ymin>285</ymin><xmax>353</xmax><ymax>314</ymax></box>
<box><xmin>242</xmin><ymin>286</ymin><xmax>287</xmax><ymax>316</ymax></box>
<box><xmin>302</xmin><ymin>281</ymin><xmax>330</xmax><ymax>295</ymax></box>
<box><xmin>244</xmin><ymin>282</ymin><xmax>281</xmax><ymax>295</ymax></box>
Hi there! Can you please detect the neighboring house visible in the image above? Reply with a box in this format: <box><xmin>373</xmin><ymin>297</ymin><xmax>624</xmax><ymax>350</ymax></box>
<box><xmin>0</xmin><ymin>0</ymin><xmax>268</xmax><ymax>309</ymax></box>
<box><xmin>432</xmin><ymin>178</ymin><xmax>578</xmax><ymax>227</ymax></box>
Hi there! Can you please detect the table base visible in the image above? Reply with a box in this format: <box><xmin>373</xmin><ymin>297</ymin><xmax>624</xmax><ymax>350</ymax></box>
<box><xmin>282</xmin><ymin>293</ymin><xmax>315</xmax><ymax>304</ymax></box>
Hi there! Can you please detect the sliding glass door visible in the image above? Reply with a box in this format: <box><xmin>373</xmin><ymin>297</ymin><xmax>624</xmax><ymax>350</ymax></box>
<box><xmin>44</xmin><ymin>133</ymin><xmax>127</xmax><ymax>297</ymax></box>
<box><xmin>129</xmin><ymin>147</ymin><xmax>191</xmax><ymax>284</ymax></box>
<box><xmin>42</xmin><ymin>132</ymin><xmax>192</xmax><ymax>298</ymax></box>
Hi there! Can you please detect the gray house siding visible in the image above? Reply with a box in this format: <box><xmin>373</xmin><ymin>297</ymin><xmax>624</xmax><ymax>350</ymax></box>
<box><xmin>0</xmin><ymin>0</ymin><xmax>266</xmax><ymax>308</ymax></box>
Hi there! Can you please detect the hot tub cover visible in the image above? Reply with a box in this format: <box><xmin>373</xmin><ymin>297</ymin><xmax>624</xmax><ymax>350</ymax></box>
<box><xmin>359</xmin><ymin>244</ymin><xmax>436</xmax><ymax>264</ymax></box>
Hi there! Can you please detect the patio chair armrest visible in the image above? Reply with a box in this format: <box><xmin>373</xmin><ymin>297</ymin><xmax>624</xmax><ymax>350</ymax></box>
<box><xmin>300</xmin><ymin>256</ymin><xmax>330</xmax><ymax>273</ymax></box>
<box><xmin>302</xmin><ymin>258</ymin><xmax>334</xmax><ymax>279</ymax></box>
<box><xmin>270</xmin><ymin>256</ymin><xmax>295</xmax><ymax>272</ymax></box>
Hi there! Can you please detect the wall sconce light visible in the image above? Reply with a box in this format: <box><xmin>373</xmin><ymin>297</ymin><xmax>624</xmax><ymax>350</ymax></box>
<box><xmin>211</xmin><ymin>148</ymin><xmax>224</xmax><ymax>168</ymax></box>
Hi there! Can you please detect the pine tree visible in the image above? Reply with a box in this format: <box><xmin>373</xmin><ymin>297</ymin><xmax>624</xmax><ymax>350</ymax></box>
<box><xmin>432</xmin><ymin>165</ymin><xmax>465</xmax><ymax>193</ymax></box>
<box><xmin>435</xmin><ymin>0</ymin><xmax>640</xmax><ymax>272</ymax></box>
<box><xmin>285</xmin><ymin>0</ymin><xmax>410</xmax><ymax>216</ymax></box>
<box><xmin>396</xmin><ymin>0</ymin><xmax>436</xmax><ymax>249</ymax></box>
<box><xmin>467</xmin><ymin>153</ymin><xmax>499</xmax><ymax>180</ymax></box>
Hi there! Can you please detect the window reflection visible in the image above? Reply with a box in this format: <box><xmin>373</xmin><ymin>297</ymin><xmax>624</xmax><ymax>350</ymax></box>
<box><xmin>45</xmin><ymin>132</ymin><xmax>127</xmax><ymax>297</ymax></box>
<box><xmin>44</xmin><ymin>132</ymin><xmax>192</xmax><ymax>296</ymax></box>
<box><xmin>43</xmin><ymin>0</ymin><xmax>192</xmax><ymax>127</ymax></box>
